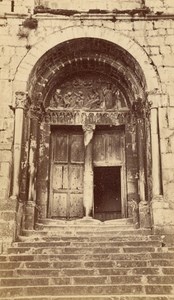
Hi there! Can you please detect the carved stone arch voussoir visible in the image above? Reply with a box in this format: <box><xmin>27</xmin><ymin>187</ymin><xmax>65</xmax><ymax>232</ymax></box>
<box><xmin>14</xmin><ymin>25</ymin><xmax>162</xmax><ymax>96</ymax></box>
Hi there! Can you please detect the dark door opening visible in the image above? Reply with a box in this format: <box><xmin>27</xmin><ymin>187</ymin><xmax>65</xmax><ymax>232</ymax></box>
<box><xmin>94</xmin><ymin>166</ymin><xmax>121</xmax><ymax>221</ymax></box>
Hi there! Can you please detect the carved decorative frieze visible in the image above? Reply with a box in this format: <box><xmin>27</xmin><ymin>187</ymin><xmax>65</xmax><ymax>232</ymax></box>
<box><xmin>47</xmin><ymin>75</ymin><xmax>128</xmax><ymax>111</ymax></box>
<box><xmin>44</xmin><ymin>110</ymin><xmax>130</xmax><ymax>126</ymax></box>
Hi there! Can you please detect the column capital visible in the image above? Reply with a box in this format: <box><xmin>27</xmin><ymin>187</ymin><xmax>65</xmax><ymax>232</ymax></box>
<box><xmin>15</xmin><ymin>91</ymin><xmax>29</xmax><ymax>110</ymax></box>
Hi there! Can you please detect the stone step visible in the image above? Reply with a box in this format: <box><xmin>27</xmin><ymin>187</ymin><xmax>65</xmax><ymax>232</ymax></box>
<box><xmin>23</xmin><ymin>228</ymin><xmax>151</xmax><ymax>237</ymax></box>
<box><xmin>38</xmin><ymin>218</ymin><xmax>133</xmax><ymax>226</ymax></box>
<box><xmin>0</xmin><ymin>284</ymin><xmax>173</xmax><ymax>298</ymax></box>
<box><xmin>13</xmin><ymin>240</ymin><xmax>163</xmax><ymax>248</ymax></box>
<box><xmin>8</xmin><ymin>246</ymin><xmax>166</xmax><ymax>255</ymax></box>
<box><xmin>18</xmin><ymin>233</ymin><xmax>161</xmax><ymax>242</ymax></box>
<box><xmin>1</xmin><ymin>297</ymin><xmax>174</xmax><ymax>300</ymax></box>
<box><xmin>1</xmin><ymin>252</ymin><xmax>174</xmax><ymax>262</ymax></box>
<box><xmin>1</xmin><ymin>220</ymin><xmax>172</xmax><ymax>299</ymax></box>
<box><xmin>0</xmin><ymin>296</ymin><xmax>174</xmax><ymax>300</ymax></box>
<box><xmin>5</xmin><ymin>267</ymin><xmax>174</xmax><ymax>277</ymax></box>
<box><xmin>35</xmin><ymin>224</ymin><xmax>135</xmax><ymax>231</ymax></box>
<box><xmin>1</xmin><ymin>259</ymin><xmax>174</xmax><ymax>269</ymax></box>
<box><xmin>1</xmin><ymin>275</ymin><xmax>174</xmax><ymax>287</ymax></box>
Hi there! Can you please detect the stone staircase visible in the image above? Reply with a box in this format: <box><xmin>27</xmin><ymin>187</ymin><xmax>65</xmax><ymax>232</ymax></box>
<box><xmin>0</xmin><ymin>218</ymin><xmax>174</xmax><ymax>299</ymax></box>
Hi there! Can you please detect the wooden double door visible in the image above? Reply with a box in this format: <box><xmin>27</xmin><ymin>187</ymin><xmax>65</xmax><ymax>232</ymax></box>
<box><xmin>49</xmin><ymin>126</ymin><xmax>125</xmax><ymax>220</ymax></box>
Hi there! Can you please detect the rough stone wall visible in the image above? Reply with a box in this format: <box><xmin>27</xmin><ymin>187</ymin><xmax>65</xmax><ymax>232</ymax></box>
<box><xmin>0</xmin><ymin>0</ymin><xmax>34</xmax><ymax>14</ymax></box>
<box><xmin>0</xmin><ymin>0</ymin><xmax>174</xmax><ymax>245</ymax></box>
<box><xmin>1</xmin><ymin>0</ymin><xmax>174</xmax><ymax>14</ymax></box>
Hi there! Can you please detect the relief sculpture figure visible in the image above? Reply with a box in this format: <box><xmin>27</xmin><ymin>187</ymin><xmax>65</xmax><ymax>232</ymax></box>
<box><xmin>50</xmin><ymin>89</ymin><xmax>64</xmax><ymax>108</ymax></box>
<box><xmin>102</xmin><ymin>84</ymin><xmax>115</xmax><ymax>109</ymax></box>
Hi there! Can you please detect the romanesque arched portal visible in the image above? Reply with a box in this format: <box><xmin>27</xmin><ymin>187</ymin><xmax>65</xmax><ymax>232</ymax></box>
<box><xmin>13</xmin><ymin>37</ymin><xmax>154</xmax><ymax>230</ymax></box>
<box><xmin>11</xmin><ymin>28</ymin><xmax>163</xmax><ymax>232</ymax></box>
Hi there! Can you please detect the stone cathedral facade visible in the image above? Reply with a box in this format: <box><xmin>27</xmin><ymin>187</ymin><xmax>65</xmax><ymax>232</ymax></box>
<box><xmin>0</xmin><ymin>0</ymin><xmax>174</xmax><ymax>250</ymax></box>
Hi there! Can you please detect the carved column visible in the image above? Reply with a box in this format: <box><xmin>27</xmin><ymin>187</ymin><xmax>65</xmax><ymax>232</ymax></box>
<box><xmin>12</xmin><ymin>91</ymin><xmax>28</xmax><ymax>198</ymax></box>
<box><xmin>132</xmin><ymin>98</ymin><xmax>151</xmax><ymax>228</ymax></box>
<box><xmin>82</xmin><ymin>124</ymin><xmax>95</xmax><ymax>218</ymax></box>
<box><xmin>150</xmin><ymin>106</ymin><xmax>163</xmax><ymax>233</ymax></box>
<box><xmin>137</xmin><ymin>118</ymin><xmax>146</xmax><ymax>203</ymax></box>
<box><xmin>25</xmin><ymin>103</ymin><xmax>42</xmax><ymax>230</ymax></box>
<box><xmin>137</xmin><ymin>118</ymin><xmax>150</xmax><ymax>228</ymax></box>
<box><xmin>151</xmin><ymin>107</ymin><xmax>162</xmax><ymax>196</ymax></box>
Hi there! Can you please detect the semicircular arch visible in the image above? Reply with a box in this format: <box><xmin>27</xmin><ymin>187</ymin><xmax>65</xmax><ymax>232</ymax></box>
<box><xmin>13</xmin><ymin>25</ymin><xmax>162</xmax><ymax>96</ymax></box>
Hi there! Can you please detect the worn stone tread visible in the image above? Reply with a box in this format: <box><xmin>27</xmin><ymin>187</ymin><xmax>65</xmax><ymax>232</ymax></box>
<box><xmin>18</xmin><ymin>234</ymin><xmax>162</xmax><ymax>243</ymax></box>
<box><xmin>22</xmin><ymin>229</ymin><xmax>152</xmax><ymax>237</ymax></box>
<box><xmin>0</xmin><ymin>284</ymin><xmax>173</xmax><ymax>297</ymax></box>
<box><xmin>1</xmin><ymin>275</ymin><xmax>174</xmax><ymax>287</ymax></box>
<box><xmin>11</xmin><ymin>267</ymin><xmax>174</xmax><ymax>277</ymax></box>
<box><xmin>8</xmin><ymin>246</ymin><xmax>167</xmax><ymax>255</ymax></box>
<box><xmin>0</xmin><ymin>296</ymin><xmax>173</xmax><ymax>300</ymax></box>
<box><xmin>1</xmin><ymin>252</ymin><xmax>174</xmax><ymax>263</ymax></box>
<box><xmin>13</xmin><ymin>240</ymin><xmax>163</xmax><ymax>248</ymax></box>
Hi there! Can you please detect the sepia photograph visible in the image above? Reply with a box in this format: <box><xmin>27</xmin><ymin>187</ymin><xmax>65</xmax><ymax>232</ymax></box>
<box><xmin>0</xmin><ymin>0</ymin><xmax>174</xmax><ymax>299</ymax></box>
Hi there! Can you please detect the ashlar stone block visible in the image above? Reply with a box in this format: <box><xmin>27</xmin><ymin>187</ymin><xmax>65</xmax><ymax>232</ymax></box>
<box><xmin>162</xmin><ymin>153</ymin><xmax>174</xmax><ymax>169</ymax></box>
<box><xmin>168</xmin><ymin>107</ymin><xmax>174</xmax><ymax>129</ymax></box>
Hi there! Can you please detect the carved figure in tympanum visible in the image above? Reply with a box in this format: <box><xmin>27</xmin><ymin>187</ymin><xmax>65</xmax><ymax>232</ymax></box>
<box><xmin>47</xmin><ymin>75</ymin><xmax>128</xmax><ymax>111</ymax></box>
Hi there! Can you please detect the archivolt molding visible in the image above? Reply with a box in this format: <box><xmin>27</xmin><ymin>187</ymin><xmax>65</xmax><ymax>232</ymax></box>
<box><xmin>13</xmin><ymin>25</ymin><xmax>162</xmax><ymax>95</ymax></box>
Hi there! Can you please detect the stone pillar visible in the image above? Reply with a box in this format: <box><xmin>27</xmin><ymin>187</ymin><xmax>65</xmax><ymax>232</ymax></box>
<box><xmin>150</xmin><ymin>106</ymin><xmax>164</xmax><ymax>232</ymax></box>
<box><xmin>11</xmin><ymin>91</ymin><xmax>28</xmax><ymax>198</ymax></box>
<box><xmin>137</xmin><ymin>119</ymin><xmax>146</xmax><ymax>203</ymax></box>
<box><xmin>151</xmin><ymin>107</ymin><xmax>162</xmax><ymax>196</ymax></box>
<box><xmin>82</xmin><ymin>124</ymin><xmax>95</xmax><ymax>218</ymax></box>
<box><xmin>137</xmin><ymin>118</ymin><xmax>151</xmax><ymax>228</ymax></box>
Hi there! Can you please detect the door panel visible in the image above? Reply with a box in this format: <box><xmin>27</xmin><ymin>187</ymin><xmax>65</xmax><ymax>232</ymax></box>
<box><xmin>93</xmin><ymin>129</ymin><xmax>123</xmax><ymax>165</ymax></box>
<box><xmin>106</xmin><ymin>133</ymin><xmax>121</xmax><ymax>163</ymax></box>
<box><xmin>93</xmin><ymin>134</ymin><xmax>105</xmax><ymax>162</ymax></box>
<box><xmin>50</xmin><ymin>128</ymin><xmax>84</xmax><ymax>219</ymax></box>
<box><xmin>69</xmin><ymin>165</ymin><xmax>84</xmax><ymax>190</ymax></box>
<box><xmin>52</xmin><ymin>193</ymin><xmax>67</xmax><ymax>217</ymax></box>
<box><xmin>52</xmin><ymin>165</ymin><xmax>68</xmax><ymax>190</ymax></box>
<box><xmin>70</xmin><ymin>194</ymin><xmax>84</xmax><ymax>217</ymax></box>
<box><xmin>54</xmin><ymin>135</ymin><xmax>68</xmax><ymax>163</ymax></box>
<box><xmin>70</xmin><ymin>135</ymin><xmax>85</xmax><ymax>163</ymax></box>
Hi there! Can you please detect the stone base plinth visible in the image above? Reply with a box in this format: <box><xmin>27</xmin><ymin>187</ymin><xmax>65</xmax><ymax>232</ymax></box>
<box><xmin>139</xmin><ymin>201</ymin><xmax>151</xmax><ymax>228</ymax></box>
<box><xmin>0</xmin><ymin>196</ymin><xmax>18</xmax><ymax>253</ymax></box>
<box><xmin>25</xmin><ymin>201</ymin><xmax>36</xmax><ymax>230</ymax></box>
<box><xmin>151</xmin><ymin>196</ymin><xmax>174</xmax><ymax>234</ymax></box>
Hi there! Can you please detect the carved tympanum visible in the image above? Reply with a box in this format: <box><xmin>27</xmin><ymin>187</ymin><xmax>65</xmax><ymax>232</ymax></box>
<box><xmin>47</xmin><ymin>75</ymin><xmax>127</xmax><ymax>111</ymax></box>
